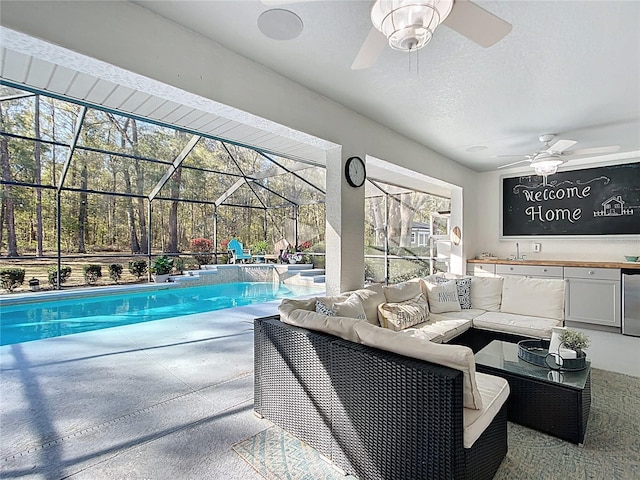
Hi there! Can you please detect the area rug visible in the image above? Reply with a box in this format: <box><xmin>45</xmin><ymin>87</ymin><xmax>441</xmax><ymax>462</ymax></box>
<box><xmin>233</xmin><ymin>368</ymin><xmax>639</xmax><ymax>479</ymax></box>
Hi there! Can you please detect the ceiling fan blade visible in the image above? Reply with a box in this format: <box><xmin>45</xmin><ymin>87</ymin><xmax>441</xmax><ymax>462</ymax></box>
<box><xmin>442</xmin><ymin>0</ymin><xmax>512</xmax><ymax>47</ymax></box>
<box><xmin>564</xmin><ymin>145</ymin><xmax>621</xmax><ymax>156</ymax></box>
<box><xmin>497</xmin><ymin>159</ymin><xmax>531</xmax><ymax>169</ymax></box>
<box><xmin>351</xmin><ymin>27</ymin><xmax>388</xmax><ymax>70</ymax></box>
<box><xmin>545</xmin><ymin>139</ymin><xmax>577</xmax><ymax>153</ymax></box>
<box><xmin>492</xmin><ymin>154</ymin><xmax>531</xmax><ymax>158</ymax></box>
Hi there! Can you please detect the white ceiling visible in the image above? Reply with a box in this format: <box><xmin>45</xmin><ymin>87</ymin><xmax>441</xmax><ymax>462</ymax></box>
<box><xmin>130</xmin><ymin>0</ymin><xmax>640</xmax><ymax>172</ymax></box>
<box><xmin>1</xmin><ymin>0</ymin><xmax>639</xmax><ymax>177</ymax></box>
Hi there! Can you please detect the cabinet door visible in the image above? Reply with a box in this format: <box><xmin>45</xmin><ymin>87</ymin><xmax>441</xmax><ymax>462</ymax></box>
<box><xmin>566</xmin><ymin>278</ymin><xmax>621</xmax><ymax>327</ymax></box>
<box><xmin>466</xmin><ymin>263</ymin><xmax>496</xmax><ymax>277</ymax></box>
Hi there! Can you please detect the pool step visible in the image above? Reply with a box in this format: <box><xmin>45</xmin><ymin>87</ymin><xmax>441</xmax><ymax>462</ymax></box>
<box><xmin>298</xmin><ymin>269</ymin><xmax>325</xmax><ymax>277</ymax></box>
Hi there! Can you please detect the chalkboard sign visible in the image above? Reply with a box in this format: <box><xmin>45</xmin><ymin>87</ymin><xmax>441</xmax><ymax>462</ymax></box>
<box><xmin>502</xmin><ymin>161</ymin><xmax>640</xmax><ymax>236</ymax></box>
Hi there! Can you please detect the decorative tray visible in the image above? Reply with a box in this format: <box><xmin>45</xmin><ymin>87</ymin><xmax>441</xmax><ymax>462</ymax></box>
<box><xmin>517</xmin><ymin>339</ymin><xmax>587</xmax><ymax>371</ymax></box>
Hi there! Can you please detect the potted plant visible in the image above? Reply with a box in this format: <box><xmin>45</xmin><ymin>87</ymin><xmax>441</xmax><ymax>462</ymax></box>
<box><xmin>150</xmin><ymin>255</ymin><xmax>173</xmax><ymax>283</ymax></box>
<box><xmin>251</xmin><ymin>240</ymin><xmax>269</xmax><ymax>263</ymax></box>
<box><xmin>559</xmin><ymin>329</ymin><xmax>590</xmax><ymax>356</ymax></box>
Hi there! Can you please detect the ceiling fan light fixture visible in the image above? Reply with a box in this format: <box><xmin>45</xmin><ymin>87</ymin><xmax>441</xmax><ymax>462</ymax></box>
<box><xmin>532</xmin><ymin>155</ymin><xmax>564</xmax><ymax>177</ymax></box>
<box><xmin>371</xmin><ymin>0</ymin><xmax>454</xmax><ymax>51</ymax></box>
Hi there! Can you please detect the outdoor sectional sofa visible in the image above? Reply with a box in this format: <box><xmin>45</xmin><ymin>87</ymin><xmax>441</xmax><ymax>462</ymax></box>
<box><xmin>254</xmin><ymin>274</ymin><xmax>567</xmax><ymax>480</ymax></box>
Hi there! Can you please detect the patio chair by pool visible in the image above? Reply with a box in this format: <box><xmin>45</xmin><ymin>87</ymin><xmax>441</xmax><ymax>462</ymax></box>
<box><xmin>228</xmin><ymin>239</ymin><xmax>252</xmax><ymax>264</ymax></box>
<box><xmin>263</xmin><ymin>238</ymin><xmax>290</xmax><ymax>263</ymax></box>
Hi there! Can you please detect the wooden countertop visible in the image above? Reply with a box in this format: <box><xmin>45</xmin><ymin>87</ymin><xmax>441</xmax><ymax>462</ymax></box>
<box><xmin>467</xmin><ymin>258</ymin><xmax>640</xmax><ymax>270</ymax></box>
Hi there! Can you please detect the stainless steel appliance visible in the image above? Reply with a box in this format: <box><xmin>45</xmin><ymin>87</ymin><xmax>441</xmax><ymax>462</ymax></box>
<box><xmin>622</xmin><ymin>269</ymin><xmax>640</xmax><ymax>337</ymax></box>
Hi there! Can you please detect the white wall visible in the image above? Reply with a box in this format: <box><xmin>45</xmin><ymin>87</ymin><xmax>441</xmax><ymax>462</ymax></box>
<box><xmin>475</xmin><ymin>158</ymin><xmax>640</xmax><ymax>262</ymax></box>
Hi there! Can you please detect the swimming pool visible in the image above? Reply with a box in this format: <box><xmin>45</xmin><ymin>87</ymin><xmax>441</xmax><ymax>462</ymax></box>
<box><xmin>0</xmin><ymin>282</ymin><xmax>322</xmax><ymax>346</ymax></box>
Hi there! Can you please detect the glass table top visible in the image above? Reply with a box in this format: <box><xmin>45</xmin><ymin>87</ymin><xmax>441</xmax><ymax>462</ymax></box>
<box><xmin>475</xmin><ymin>340</ymin><xmax>591</xmax><ymax>390</ymax></box>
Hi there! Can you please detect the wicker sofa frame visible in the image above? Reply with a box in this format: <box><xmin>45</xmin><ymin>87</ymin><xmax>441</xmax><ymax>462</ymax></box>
<box><xmin>254</xmin><ymin>315</ymin><xmax>509</xmax><ymax>480</ymax></box>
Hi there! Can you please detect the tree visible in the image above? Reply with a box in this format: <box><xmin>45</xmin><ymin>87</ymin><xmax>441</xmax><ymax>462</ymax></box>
<box><xmin>77</xmin><ymin>162</ymin><xmax>88</xmax><ymax>253</ymax></box>
<box><xmin>34</xmin><ymin>95</ymin><xmax>44</xmax><ymax>256</ymax></box>
<box><xmin>166</xmin><ymin>166</ymin><xmax>182</xmax><ymax>252</ymax></box>
<box><xmin>367</xmin><ymin>191</ymin><xmax>449</xmax><ymax>249</ymax></box>
<box><xmin>0</xmin><ymin>102</ymin><xmax>19</xmax><ymax>256</ymax></box>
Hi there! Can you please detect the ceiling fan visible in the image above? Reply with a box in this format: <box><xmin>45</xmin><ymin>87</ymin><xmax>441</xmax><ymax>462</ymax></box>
<box><xmin>261</xmin><ymin>0</ymin><xmax>512</xmax><ymax>70</ymax></box>
<box><xmin>496</xmin><ymin>133</ymin><xmax>620</xmax><ymax>182</ymax></box>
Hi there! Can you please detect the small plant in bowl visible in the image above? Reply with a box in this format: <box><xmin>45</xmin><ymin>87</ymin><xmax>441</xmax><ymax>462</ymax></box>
<box><xmin>559</xmin><ymin>329</ymin><xmax>590</xmax><ymax>355</ymax></box>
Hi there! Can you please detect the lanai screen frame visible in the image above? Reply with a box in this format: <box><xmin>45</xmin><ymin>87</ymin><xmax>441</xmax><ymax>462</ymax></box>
<box><xmin>0</xmin><ymin>82</ymin><xmax>326</xmax><ymax>286</ymax></box>
<box><xmin>1</xmin><ymin>82</ymin><xmax>451</xmax><ymax>289</ymax></box>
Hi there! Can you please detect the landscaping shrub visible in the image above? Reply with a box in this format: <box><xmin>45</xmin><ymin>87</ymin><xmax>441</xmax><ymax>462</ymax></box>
<box><xmin>191</xmin><ymin>237</ymin><xmax>213</xmax><ymax>267</ymax></box>
<box><xmin>83</xmin><ymin>264</ymin><xmax>102</xmax><ymax>285</ymax></box>
<box><xmin>109</xmin><ymin>263</ymin><xmax>123</xmax><ymax>283</ymax></box>
<box><xmin>173</xmin><ymin>257</ymin><xmax>185</xmax><ymax>274</ymax></box>
<box><xmin>128</xmin><ymin>260</ymin><xmax>148</xmax><ymax>279</ymax></box>
<box><xmin>0</xmin><ymin>268</ymin><xmax>25</xmax><ymax>292</ymax></box>
<box><xmin>48</xmin><ymin>266</ymin><xmax>72</xmax><ymax>286</ymax></box>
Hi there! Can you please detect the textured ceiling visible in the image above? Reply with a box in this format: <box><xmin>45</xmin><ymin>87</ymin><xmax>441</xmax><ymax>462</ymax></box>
<box><xmin>133</xmin><ymin>0</ymin><xmax>640</xmax><ymax>172</ymax></box>
<box><xmin>1</xmin><ymin>1</ymin><xmax>639</xmax><ymax>177</ymax></box>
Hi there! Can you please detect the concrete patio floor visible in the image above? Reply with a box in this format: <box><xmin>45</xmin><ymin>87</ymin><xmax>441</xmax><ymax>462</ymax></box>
<box><xmin>0</xmin><ymin>301</ymin><xmax>282</xmax><ymax>480</ymax></box>
<box><xmin>2</xmin><ymin>297</ymin><xmax>638</xmax><ymax>480</ymax></box>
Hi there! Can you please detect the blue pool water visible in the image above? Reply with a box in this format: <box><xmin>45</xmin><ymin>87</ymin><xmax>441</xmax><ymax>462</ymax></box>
<box><xmin>0</xmin><ymin>282</ymin><xmax>321</xmax><ymax>346</ymax></box>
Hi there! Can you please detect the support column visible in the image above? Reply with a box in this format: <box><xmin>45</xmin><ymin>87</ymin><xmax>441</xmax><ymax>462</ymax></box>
<box><xmin>213</xmin><ymin>206</ymin><xmax>218</xmax><ymax>264</ymax></box>
<box><xmin>449</xmin><ymin>186</ymin><xmax>464</xmax><ymax>275</ymax></box>
<box><xmin>325</xmin><ymin>147</ymin><xmax>365</xmax><ymax>295</ymax></box>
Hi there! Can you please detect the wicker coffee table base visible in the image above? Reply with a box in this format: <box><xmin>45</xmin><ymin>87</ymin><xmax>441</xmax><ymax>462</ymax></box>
<box><xmin>476</xmin><ymin>364</ymin><xmax>591</xmax><ymax>445</ymax></box>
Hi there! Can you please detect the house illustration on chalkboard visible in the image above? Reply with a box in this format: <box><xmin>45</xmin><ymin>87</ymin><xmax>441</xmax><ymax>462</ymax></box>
<box><xmin>593</xmin><ymin>195</ymin><xmax>633</xmax><ymax>217</ymax></box>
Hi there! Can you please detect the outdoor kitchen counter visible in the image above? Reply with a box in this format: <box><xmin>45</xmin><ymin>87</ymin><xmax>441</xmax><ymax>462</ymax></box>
<box><xmin>467</xmin><ymin>258</ymin><xmax>640</xmax><ymax>270</ymax></box>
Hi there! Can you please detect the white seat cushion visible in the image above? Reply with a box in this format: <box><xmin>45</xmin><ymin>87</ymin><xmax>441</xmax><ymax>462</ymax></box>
<box><xmin>472</xmin><ymin>311</ymin><xmax>563</xmax><ymax>339</ymax></box>
<box><xmin>463</xmin><ymin>372</ymin><xmax>510</xmax><ymax>448</ymax></box>
<box><xmin>279</xmin><ymin>298</ymin><xmax>363</xmax><ymax>343</ymax></box>
<box><xmin>427</xmin><ymin>309</ymin><xmax>487</xmax><ymax>322</ymax></box>
<box><xmin>407</xmin><ymin>318</ymin><xmax>473</xmax><ymax>344</ymax></box>
<box><xmin>355</xmin><ymin>323</ymin><xmax>484</xmax><ymax>410</ymax></box>
<box><xmin>470</xmin><ymin>276</ymin><xmax>504</xmax><ymax>311</ymax></box>
<box><xmin>500</xmin><ymin>276</ymin><xmax>566</xmax><ymax>321</ymax></box>
<box><xmin>383</xmin><ymin>279</ymin><xmax>422</xmax><ymax>303</ymax></box>
<box><xmin>397</xmin><ymin>327</ymin><xmax>444</xmax><ymax>344</ymax></box>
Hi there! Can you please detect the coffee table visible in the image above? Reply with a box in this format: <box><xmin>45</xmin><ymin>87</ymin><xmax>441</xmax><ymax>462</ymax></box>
<box><xmin>475</xmin><ymin>340</ymin><xmax>591</xmax><ymax>445</ymax></box>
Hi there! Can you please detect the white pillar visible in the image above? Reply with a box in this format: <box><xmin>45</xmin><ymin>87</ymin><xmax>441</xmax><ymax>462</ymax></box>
<box><xmin>325</xmin><ymin>147</ymin><xmax>365</xmax><ymax>295</ymax></box>
<box><xmin>449</xmin><ymin>186</ymin><xmax>464</xmax><ymax>275</ymax></box>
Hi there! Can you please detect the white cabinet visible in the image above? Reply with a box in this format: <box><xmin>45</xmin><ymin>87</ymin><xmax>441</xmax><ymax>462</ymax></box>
<box><xmin>495</xmin><ymin>264</ymin><xmax>563</xmax><ymax>279</ymax></box>
<box><xmin>564</xmin><ymin>267</ymin><xmax>621</xmax><ymax>328</ymax></box>
<box><xmin>466</xmin><ymin>263</ymin><xmax>496</xmax><ymax>277</ymax></box>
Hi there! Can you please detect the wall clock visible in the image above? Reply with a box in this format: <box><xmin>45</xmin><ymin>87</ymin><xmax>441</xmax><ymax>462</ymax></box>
<box><xmin>345</xmin><ymin>156</ymin><xmax>366</xmax><ymax>188</ymax></box>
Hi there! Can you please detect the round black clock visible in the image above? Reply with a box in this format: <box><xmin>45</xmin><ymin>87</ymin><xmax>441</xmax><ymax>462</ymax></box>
<box><xmin>345</xmin><ymin>156</ymin><xmax>366</xmax><ymax>188</ymax></box>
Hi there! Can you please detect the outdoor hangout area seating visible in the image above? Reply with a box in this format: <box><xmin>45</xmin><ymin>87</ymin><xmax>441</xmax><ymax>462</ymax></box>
<box><xmin>227</xmin><ymin>239</ymin><xmax>252</xmax><ymax>264</ymax></box>
<box><xmin>254</xmin><ymin>274</ymin><xmax>570</xmax><ymax>479</ymax></box>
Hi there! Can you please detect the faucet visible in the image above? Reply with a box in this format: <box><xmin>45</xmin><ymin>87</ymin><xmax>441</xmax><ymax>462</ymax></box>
<box><xmin>514</xmin><ymin>242</ymin><xmax>526</xmax><ymax>261</ymax></box>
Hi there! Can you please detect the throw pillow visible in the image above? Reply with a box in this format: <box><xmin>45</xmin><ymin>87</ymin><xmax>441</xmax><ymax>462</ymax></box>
<box><xmin>383</xmin><ymin>279</ymin><xmax>422</xmax><ymax>303</ymax></box>
<box><xmin>430</xmin><ymin>276</ymin><xmax>472</xmax><ymax>309</ymax></box>
<box><xmin>377</xmin><ymin>294</ymin><xmax>430</xmax><ymax>331</ymax></box>
<box><xmin>354</xmin><ymin>322</ymin><xmax>483</xmax><ymax>410</ymax></box>
<box><xmin>333</xmin><ymin>294</ymin><xmax>367</xmax><ymax>320</ymax></box>
<box><xmin>343</xmin><ymin>283</ymin><xmax>386</xmax><ymax>325</ymax></box>
<box><xmin>424</xmin><ymin>280</ymin><xmax>462</xmax><ymax>314</ymax></box>
<box><xmin>315</xmin><ymin>299</ymin><xmax>336</xmax><ymax>316</ymax></box>
<box><xmin>313</xmin><ymin>295</ymin><xmax>349</xmax><ymax>316</ymax></box>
